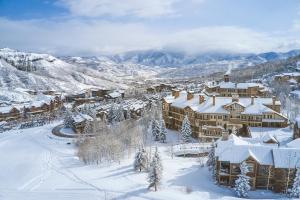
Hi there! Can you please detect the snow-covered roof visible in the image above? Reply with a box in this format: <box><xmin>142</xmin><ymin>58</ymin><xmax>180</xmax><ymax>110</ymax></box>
<box><xmin>262</xmin><ymin>133</ymin><xmax>278</xmax><ymax>144</ymax></box>
<box><xmin>216</xmin><ymin>133</ymin><xmax>300</xmax><ymax>168</ymax></box>
<box><xmin>0</xmin><ymin>106</ymin><xmax>20</xmax><ymax>114</ymax></box>
<box><xmin>216</xmin><ymin>135</ymin><xmax>274</xmax><ymax>165</ymax></box>
<box><xmin>108</xmin><ymin>91</ymin><xmax>121</xmax><ymax>98</ymax></box>
<box><xmin>72</xmin><ymin>113</ymin><xmax>93</xmax><ymax>123</ymax></box>
<box><xmin>249</xmin><ymin>127</ymin><xmax>293</xmax><ymax>144</ymax></box>
<box><xmin>286</xmin><ymin>138</ymin><xmax>300</xmax><ymax>148</ymax></box>
<box><xmin>207</xmin><ymin>81</ymin><xmax>264</xmax><ymax>89</ymax></box>
<box><xmin>276</xmin><ymin>72</ymin><xmax>300</xmax><ymax>77</ymax></box>
<box><xmin>164</xmin><ymin>91</ymin><xmax>282</xmax><ymax>116</ymax></box>
<box><xmin>273</xmin><ymin>148</ymin><xmax>300</xmax><ymax>168</ymax></box>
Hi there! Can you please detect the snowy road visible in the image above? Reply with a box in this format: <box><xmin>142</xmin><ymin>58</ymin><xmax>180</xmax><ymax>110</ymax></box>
<box><xmin>0</xmin><ymin>124</ymin><xmax>286</xmax><ymax>200</ymax></box>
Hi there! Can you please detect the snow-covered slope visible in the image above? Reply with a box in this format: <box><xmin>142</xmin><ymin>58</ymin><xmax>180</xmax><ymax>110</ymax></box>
<box><xmin>110</xmin><ymin>49</ymin><xmax>300</xmax><ymax>67</ymax></box>
<box><xmin>0</xmin><ymin>124</ymin><xmax>284</xmax><ymax>200</ymax></box>
<box><xmin>0</xmin><ymin>48</ymin><xmax>159</xmax><ymax>94</ymax></box>
<box><xmin>60</xmin><ymin>56</ymin><xmax>161</xmax><ymax>79</ymax></box>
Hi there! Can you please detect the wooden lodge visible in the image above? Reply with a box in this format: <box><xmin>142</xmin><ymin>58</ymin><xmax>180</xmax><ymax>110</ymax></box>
<box><xmin>215</xmin><ymin>134</ymin><xmax>300</xmax><ymax>193</ymax></box>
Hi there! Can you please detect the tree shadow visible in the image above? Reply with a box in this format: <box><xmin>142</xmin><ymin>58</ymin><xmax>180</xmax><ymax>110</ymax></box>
<box><xmin>167</xmin><ymin>164</ymin><xmax>233</xmax><ymax>199</ymax></box>
<box><xmin>113</xmin><ymin>187</ymin><xmax>152</xmax><ymax>200</ymax></box>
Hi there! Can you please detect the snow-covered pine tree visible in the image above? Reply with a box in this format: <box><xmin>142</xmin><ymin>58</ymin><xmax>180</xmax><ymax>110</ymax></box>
<box><xmin>64</xmin><ymin>110</ymin><xmax>74</xmax><ymax>128</ymax></box>
<box><xmin>126</xmin><ymin>109</ymin><xmax>131</xmax><ymax>120</ymax></box>
<box><xmin>108</xmin><ymin>104</ymin><xmax>117</xmax><ymax>124</ymax></box>
<box><xmin>159</xmin><ymin>119</ymin><xmax>167</xmax><ymax>143</ymax></box>
<box><xmin>181</xmin><ymin>115</ymin><xmax>192</xmax><ymax>143</ymax></box>
<box><xmin>151</xmin><ymin>119</ymin><xmax>160</xmax><ymax>141</ymax></box>
<box><xmin>234</xmin><ymin>162</ymin><xmax>251</xmax><ymax>198</ymax></box>
<box><xmin>116</xmin><ymin>105</ymin><xmax>125</xmax><ymax>122</ymax></box>
<box><xmin>206</xmin><ymin>142</ymin><xmax>216</xmax><ymax>172</ymax></box>
<box><xmin>133</xmin><ymin>147</ymin><xmax>148</xmax><ymax>172</ymax></box>
<box><xmin>289</xmin><ymin>167</ymin><xmax>300</xmax><ymax>198</ymax></box>
<box><xmin>148</xmin><ymin>147</ymin><xmax>163</xmax><ymax>191</ymax></box>
<box><xmin>83</xmin><ymin>120</ymin><xmax>93</xmax><ymax>135</ymax></box>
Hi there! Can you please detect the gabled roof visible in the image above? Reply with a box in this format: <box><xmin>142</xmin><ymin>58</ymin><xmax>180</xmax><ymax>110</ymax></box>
<box><xmin>207</xmin><ymin>81</ymin><xmax>264</xmax><ymax>89</ymax></box>
<box><xmin>262</xmin><ymin>133</ymin><xmax>278</xmax><ymax>144</ymax></box>
<box><xmin>272</xmin><ymin>148</ymin><xmax>300</xmax><ymax>168</ymax></box>
<box><xmin>287</xmin><ymin>138</ymin><xmax>300</xmax><ymax>148</ymax></box>
<box><xmin>164</xmin><ymin>91</ymin><xmax>283</xmax><ymax>116</ymax></box>
<box><xmin>224</xmin><ymin>101</ymin><xmax>245</xmax><ymax>109</ymax></box>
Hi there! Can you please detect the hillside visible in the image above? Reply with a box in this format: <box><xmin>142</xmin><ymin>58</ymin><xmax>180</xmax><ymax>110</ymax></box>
<box><xmin>230</xmin><ymin>54</ymin><xmax>300</xmax><ymax>82</ymax></box>
<box><xmin>0</xmin><ymin>48</ymin><xmax>160</xmax><ymax>95</ymax></box>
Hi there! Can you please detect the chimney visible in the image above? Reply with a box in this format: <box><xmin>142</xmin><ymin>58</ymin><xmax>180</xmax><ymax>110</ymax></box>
<box><xmin>199</xmin><ymin>95</ymin><xmax>205</xmax><ymax>104</ymax></box>
<box><xmin>224</xmin><ymin>74</ymin><xmax>230</xmax><ymax>82</ymax></box>
<box><xmin>251</xmin><ymin>96</ymin><xmax>254</xmax><ymax>105</ymax></box>
<box><xmin>187</xmin><ymin>91</ymin><xmax>194</xmax><ymax>100</ymax></box>
<box><xmin>232</xmin><ymin>94</ymin><xmax>239</xmax><ymax>102</ymax></box>
<box><xmin>212</xmin><ymin>95</ymin><xmax>216</xmax><ymax>106</ymax></box>
<box><xmin>272</xmin><ymin>96</ymin><xmax>276</xmax><ymax>106</ymax></box>
<box><xmin>172</xmin><ymin>89</ymin><xmax>180</xmax><ymax>99</ymax></box>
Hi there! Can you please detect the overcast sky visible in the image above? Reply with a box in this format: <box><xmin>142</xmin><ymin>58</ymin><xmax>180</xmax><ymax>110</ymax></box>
<box><xmin>0</xmin><ymin>0</ymin><xmax>300</xmax><ymax>55</ymax></box>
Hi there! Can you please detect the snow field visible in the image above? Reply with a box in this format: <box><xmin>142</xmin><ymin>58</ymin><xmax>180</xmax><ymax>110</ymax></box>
<box><xmin>0</xmin><ymin>123</ymin><xmax>287</xmax><ymax>199</ymax></box>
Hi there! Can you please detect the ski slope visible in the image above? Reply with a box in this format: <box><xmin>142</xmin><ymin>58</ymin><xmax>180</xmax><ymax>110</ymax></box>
<box><xmin>0</xmin><ymin>124</ymin><xmax>286</xmax><ymax>200</ymax></box>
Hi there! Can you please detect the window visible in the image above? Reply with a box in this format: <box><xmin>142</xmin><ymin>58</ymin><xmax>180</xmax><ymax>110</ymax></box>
<box><xmin>258</xmin><ymin>165</ymin><xmax>269</xmax><ymax>176</ymax></box>
<box><xmin>232</xmin><ymin>164</ymin><xmax>241</xmax><ymax>174</ymax></box>
<box><xmin>220</xmin><ymin>162</ymin><xmax>230</xmax><ymax>174</ymax></box>
<box><xmin>247</xmin><ymin>163</ymin><xmax>255</xmax><ymax>172</ymax></box>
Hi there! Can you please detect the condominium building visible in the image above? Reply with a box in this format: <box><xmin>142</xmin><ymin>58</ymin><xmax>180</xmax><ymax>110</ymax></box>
<box><xmin>205</xmin><ymin>74</ymin><xmax>268</xmax><ymax>97</ymax></box>
<box><xmin>162</xmin><ymin>90</ymin><xmax>288</xmax><ymax>141</ymax></box>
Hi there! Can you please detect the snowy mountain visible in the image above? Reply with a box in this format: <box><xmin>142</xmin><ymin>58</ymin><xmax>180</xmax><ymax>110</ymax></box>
<box><xmin>0</xmin><ymin>48</ymin><xmax>160</xmax><ymax>95</ymax></box>
<box><xmin>60</xmin><ymin>56</ymin><xmax>161</xmax><ymax>79</ymax></box>
<box><xmin>110</xmin><ymin>49</ymin><xmax>300</xmax><ymax>67</ymax></box>
<box><xmin>1</xmin><ymin>48</ymin><xmax>300</xmax><ymax>95</ymax></box>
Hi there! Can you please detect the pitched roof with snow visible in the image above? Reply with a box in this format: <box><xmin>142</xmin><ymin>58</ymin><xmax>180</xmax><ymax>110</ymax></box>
<box><xmin>164</xmin><ymin>91</ymin><xmax>283</xmax><ymax>116</ymax></box>
<box><xmin>273</xmin><ymin>148</ymin><xmax>300</xmax><ymax>168</ymax></box>
<box><xmin>216</xmin><ymin>134</ymin><xmax>300</xmax><ymax>168</ymax></box>
<box><xmin>216</xmin><ymin>135</ymin><xmax>274</xmax><ymax>165</ymax></box>
<box><xmin>207</xmin><ymin>81</ymin><xmax>264</xmax><ymax>89</ymax></box>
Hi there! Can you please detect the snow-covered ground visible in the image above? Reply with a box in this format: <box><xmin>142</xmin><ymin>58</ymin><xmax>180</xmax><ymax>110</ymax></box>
<box><xmin>0</xmin><ymin>123</ymin><xmax>286</xmax><ymax>200</ymax></box>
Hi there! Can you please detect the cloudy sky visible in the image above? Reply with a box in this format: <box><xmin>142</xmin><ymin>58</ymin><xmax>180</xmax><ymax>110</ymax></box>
<box><xmin>0</xmin><ymin>0</ymin><xmax>300</xmax><ymax>55</ymax></box>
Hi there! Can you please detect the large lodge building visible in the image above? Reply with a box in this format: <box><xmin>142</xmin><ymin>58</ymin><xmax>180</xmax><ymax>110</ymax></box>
<box><xmin>162</xmin><ymin>74</ymin><xmax>288</xmax><ymax>141</ymax></box>
<box><xmin>205</xmin><ymin>73</ymin><xmax>268</xmax><ymax>97</ymax></box>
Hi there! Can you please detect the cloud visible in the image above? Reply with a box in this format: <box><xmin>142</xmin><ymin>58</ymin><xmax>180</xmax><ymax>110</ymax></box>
<box><xmin>59</xmin><ymin>0</ymin><xmax>179</xmax><ymax>18</ymax></box>
<box><xmin>0</xmin><ymin>17</ymin><xmax>299</xmax><ymax>55</ymax></box>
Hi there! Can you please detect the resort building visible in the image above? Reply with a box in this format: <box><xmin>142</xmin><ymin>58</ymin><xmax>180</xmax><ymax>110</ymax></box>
<box><xmin>215</xmin><ymin>134</ymin><xmax>300</xmax><ymax>193</ymax></box>
<box><xmin>162</xmin><ymin>90</ymin><xmax>288</xmax><ymax>141</ymax></box>
<box><xmin>205</xmin><ymin>74</ymin><xmax>268</xmax><ymax>97</ymax></box>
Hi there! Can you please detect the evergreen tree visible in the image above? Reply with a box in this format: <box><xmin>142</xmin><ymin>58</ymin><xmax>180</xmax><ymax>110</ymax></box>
<box><xmin>181</xmin><ymin>115</ymin><xmax>192</xmax><ymax>143</ymax></box>
<box><xmin>234</xmin><ymin>162</ymin><xmax>251</xmax><ymax>198</ymax></box>
<box><xmin>159</xmin><ymin>119</ymin><xmax>167</xmax><ymax>143</ymax></box>
<box><xmin>64</xmin><ymin>110</ymin><xmax>74</xmax><ymax>128</ymax></box>
<box><xmin>126</xmin><ymin>109</ymin><xmax>131</xmax><ymax>120</ymax></box>
<box><xmin>148</xmin><ymin>148</ymin><xmax>163</xmax><ymax>191</ymax></box>
<box><xmin>151</xmin><ymin>120</ymin><xmax>160</xmax><ymax>141</ymax></box>
<box><xmin>289</xmin><ymin>168</ymin><xmax>300</xmax><ymax>198</ymax></box>
<box><xmin>108</xmin><ymin>104</ymin><xmax>117</xmax><ymax>124</ymax></box>
<box><xmin>117</xmin><ymin>105</ymin><xmax>125</xmax><ymax>122</ymax></box>
<box><xmin>133</xmin><ymin>147</ymin><xmax>148</xmax><ymax>172</ymax></box>
<box><xmin>206</xmin><ymin>142</ymin><xmax>216</xmax><ymax>172</ymax></box>
<box><xmin>83</xmin><ymin>120</ymin><xmax>93</xmax><ymax>135</ymax></box>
